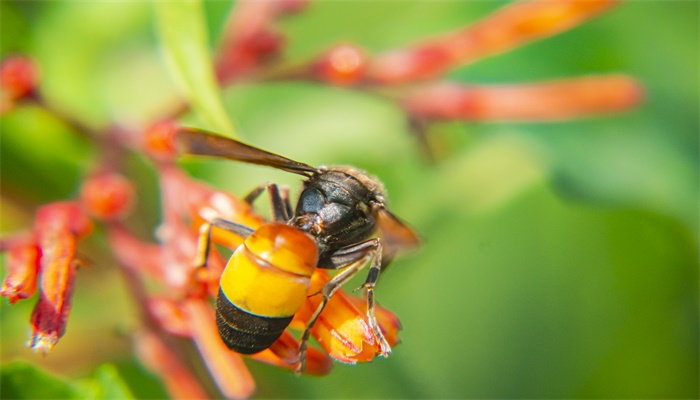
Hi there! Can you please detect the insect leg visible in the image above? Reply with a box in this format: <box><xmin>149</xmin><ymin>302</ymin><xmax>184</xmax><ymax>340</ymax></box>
<box><xmin>242</xmin><ymin>183</ymin><xmax>289</xmax><ymax>222</ymax></box>
<box><xmin>297</xmin><ymin>255</ymin><xmax>370</xmax><ymax>373</ymax></box>
<box><xmin>298</xmin><ymin>238</ymin><xmax>390</xmax><ymax>373</ymax></box>
<box><xmin>279</xmin><ymin>186</ymin><xmax>293</xmax><ymax>221</ymax></box>
<box><xmin>243</xmin><ymin>184</ymin><xmax>267</xmax><ymax>204</ymax></box>
<box><xmin>265</xmin><ymin>183</ymin><xmax>289</xmax><ymax>223</ymax></box>
<box><xmin>193</xmin><ymin>218</ymin><xmax>254</xmax><ymax>269</ymax></box>
<box><xmin>357</xmin><ymin>240</ymin><xmax>392</xmax><ymax>357</ymax></box>
<box><xmin>316</xmin><ymin>239</ymin><xmax>380</xmax><ymax>270</ymax></box>
<box><xmin>324</xmin><ymin>239</ymin><xmax>392</xmax><ymax>356</ymax></box>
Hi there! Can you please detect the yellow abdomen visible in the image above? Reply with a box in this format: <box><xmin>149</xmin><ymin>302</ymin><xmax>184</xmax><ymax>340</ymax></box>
<box><xmin>219</xmin><ymin>223</ymin><xmax>318</xmax><ymax>318</ymax></box>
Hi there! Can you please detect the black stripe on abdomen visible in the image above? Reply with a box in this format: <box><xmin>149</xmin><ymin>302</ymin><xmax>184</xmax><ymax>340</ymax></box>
<box><xmin>216</xmin><ymin>288</ymin><xmax>293</xmax><ymax>354</ymax></box>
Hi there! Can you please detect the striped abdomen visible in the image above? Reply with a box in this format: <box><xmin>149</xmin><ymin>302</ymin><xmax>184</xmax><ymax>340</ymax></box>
<box><xmin>216</xmin><ymin>223</ymin><xmax>317</xmax><ymax>354</ymax></box>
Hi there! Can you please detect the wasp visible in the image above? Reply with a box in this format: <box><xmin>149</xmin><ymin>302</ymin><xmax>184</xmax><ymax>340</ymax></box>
<box><xmin>175</xmin><ymin>128</ymin><xmax>419</xmax><ymax>372</ymax></box>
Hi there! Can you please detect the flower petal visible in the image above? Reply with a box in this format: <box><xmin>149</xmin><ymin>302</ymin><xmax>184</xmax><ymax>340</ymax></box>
<box><xmin>134</xmin><ymin>330</ymin><xmax>210</xmax><ymax>399</ymax></box>
<box><xmin>1</xmin><ymin>238</ymin><xmax>40</xmax><ymax>305</ymax></box>
<box><xmin>147</xmin><ymin>297</ymin><xmax>192</xmax><ymax>337</ymax></box>
<box><xmin>401</xmin><ymin>75</ymin><xmax>643</xmax><ymax>121</ymax></box>
<box><xmin>29</xmin><ymin>231</ymin><xmax>79</xmax><ymax>354</ymax></box>
<box><xmin>35</xmin><ymin>202</ymin><xmax>92</xmax><ymax>238</ymax></box>
<box><xmin>293</xmin><ymin>270</ymin><xmax>402</xmax><ymax>364</ymax></box>
<box><xmin>250</xmin><ymin>330</ymin><xmax>334</xmax><ymax>376</ymax></box>
<box><xmin>369</xmin><ymin>0</ymin><xmax>619</xmax><ymax>84</ymax></box>
<box><xmin>183</xmin><ymin>298</ymin><xmax>256</xmax><ymax>399</ymax></box>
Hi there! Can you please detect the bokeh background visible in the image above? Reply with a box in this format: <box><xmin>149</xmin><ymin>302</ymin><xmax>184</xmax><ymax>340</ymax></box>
<box><xmin>1</xmin><ymin>1</ymin><xmax>697</xmax><ymax>398</ymax></box>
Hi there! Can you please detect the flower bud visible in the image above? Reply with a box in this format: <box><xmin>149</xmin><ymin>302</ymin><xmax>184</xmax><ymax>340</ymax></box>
<box><xmin>314</xmin><ymin>44</ymin><xmax>367</xmax><ymax>86</ymax></box>
<box><xmin>273</xmin><ymin>0</ymin><xmax>310</xmax><ymax>15</ymax></box>
<box><xmin>35</xmin><ymin>202</ymin><xmax>92</xmax><ymax>238</ymax></box>
<box><xmin>0</xmin><ymin>55</ymin><xmax>38</xmax><ymax>100</ymax></box>
<box><xmin>143</xmin><ymin>120</ymin><xmax>179</xmax><ymax>160</ymax></box>
<box><xmin>81</xmin><ymin>173</ymin><xmax>136</xmax><ymax>221</ymax></box>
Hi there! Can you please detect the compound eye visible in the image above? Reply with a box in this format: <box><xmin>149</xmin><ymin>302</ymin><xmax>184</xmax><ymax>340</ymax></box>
<box><xmin>296</xmin><ymin>186</ymin><xmax>325</xmax><ymax>215</ymax></box>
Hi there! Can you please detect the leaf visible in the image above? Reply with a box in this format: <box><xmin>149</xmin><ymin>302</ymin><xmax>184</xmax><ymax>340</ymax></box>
<box><xmin>79</xmin><ymin>364</ymin><xmax>136</xmax><ymax>400</ymax></box>
<box><xmin>154</xmin><ymin>0</ymin><xmax>236</xmax><ymax>137</ymax></box>
<box><xmin>0</xmin><ymin>362</ymin><xmax>136</xmax><ymax>400</ymax></box>
<box><xmin>0</xmin><ymin>361</ymin><xmax>80</xmax><ymax>399</ymax></box>
<box><xmin>546</xmin><ymin>120</ymin><xmax>698</xmax><ymax>231</ymax></box>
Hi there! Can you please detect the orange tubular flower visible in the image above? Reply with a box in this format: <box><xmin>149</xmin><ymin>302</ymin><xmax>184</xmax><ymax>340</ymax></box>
<box><xmin>29</xmin><ymin>202</ymin><xmax>93</xmax><ymax>354</ymax></box>
<box><xmin>29</xmin><ymin>247</ymin><xmax>79</xmax><ymax>355</ymax></box>
<box><xmin>401</xmin><ymin>75</ymin><xmax>644</xmax><ymax>121</ymax></box>
<box><xmin>250</xmin><ymin>330</ymin><xmax>333</xmax><ymax>376</ymax></box>
<box><xmin>291</xmin><ymin>270</ymin><xmax>402</xmax><ymax>364</ymax></box>
<box><xmin>35</xmin><ymin>202</ymin><xmax>93</xmax><ymax>239</ymax></box>
<box><xmin>134</xmin><ymin>330</ymin><xmax>210</xmax><ymax>399</ymax></box>
<box><xmin>368</xmin><ymin>0</ymin><xmax>619</xmax><ymax>84</ymax></box>
<box><xmin>0</xmin><ymin>238</ymin><xmax>40</xmax><ymax>305</ymax></box>
<box><xmin>107</xmin><ymin>224</ymin><xmax>166</xmax><ymax>282</ymax></box>
<box><xmin>146</xmin><ymin>296</ymin><xmax>192</xmax><ymax>337</ymax></box>
<box><xmin>190</xmin><ymin>189</ymin><xmax>265</xmax><ymax>249</ymax></box>
<box><xmin>183</xmin><ymin>298</ymin><xmax>256</xmax><ymax>400</ymax></box>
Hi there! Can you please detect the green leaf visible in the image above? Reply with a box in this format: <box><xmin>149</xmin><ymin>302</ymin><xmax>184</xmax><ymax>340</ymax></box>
<box><xmin>78</xmin><ymin>364</ymin><xmax>135</xmax><ymax>400</ymax></box>
<box><xmin>1</xmin><ymin>361</ymin><xmax>80</xmax><ymax>399</ymax></box>
<box><xmin>0</xmin><ymin>362</ymin><xmax>136</xmax><ymax>400</ymax></box>
<box><xmin>154</xmin><ymin>0</ymin><xmax>236</xmax><ymax>137</ymax></box>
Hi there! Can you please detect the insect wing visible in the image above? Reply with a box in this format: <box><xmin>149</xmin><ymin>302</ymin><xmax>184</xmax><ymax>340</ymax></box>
<box><xmin>175</xmin><ymin>128</ymin><xmax>317</xmax><ymax>176</ymax></box>
<box><xmin>375</xmin><ymin>206</ymin><xmax>420</xmax><ymax>258</ymax></box>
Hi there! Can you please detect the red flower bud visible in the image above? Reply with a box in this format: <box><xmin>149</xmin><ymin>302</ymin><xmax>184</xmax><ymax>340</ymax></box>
<box><xmin>143</xmin><ymin>120</ymin><xmax>179</xmax><ymax>160</ymax></box>
<box><xmin>274</xmin><ymin>0</ymin><xmax>310</xmax><ymax>15</ymax></box>
<box><xmin>0</xmin><ymin>55</ymin><xmax>38</xmax><ymax>100</ymax></box>
<box><xmin>314</xmin><ymin>44</ymin><xmax>367</xmax><ymax>86</ymax></box>
<box><xmin>35</xmin><ymin>202</ymin><xmax>92</xmax><ymax>239</ymax></box>
<box><xmin>215</xmin><ymin>0</ymin><xmax>288</xmax><ymax>83</ymax></box>
<box><xmin>81</xmin><ymin>173</ymin><xmax>136</xmax><ymax>221</ymax></box>
<box><xmin>244</xmin><ymin>30</ymin><xmax>285</xmax><ymax>58</ymax></box>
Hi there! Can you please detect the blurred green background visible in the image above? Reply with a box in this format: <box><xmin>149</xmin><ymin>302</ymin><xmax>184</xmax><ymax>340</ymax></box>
<box><xmin>1</xmin><ymin>1</ymin><xmax>697</xmax><ymax>398</ymax></box>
